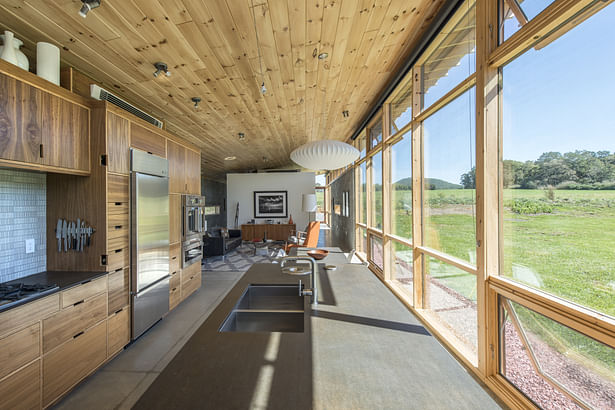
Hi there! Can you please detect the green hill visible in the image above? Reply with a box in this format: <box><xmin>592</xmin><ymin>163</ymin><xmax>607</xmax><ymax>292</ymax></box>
<box><xmin>393</xmin><ymin>177</ymin><xmax>462</xmax><ymax>190</ymax></box>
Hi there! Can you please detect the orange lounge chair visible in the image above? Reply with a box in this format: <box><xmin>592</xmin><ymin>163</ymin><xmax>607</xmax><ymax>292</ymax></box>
<box><xmin>285</xmin><ymin>221</ymin><xmax>320</xmax><ymax>253</ymax></box>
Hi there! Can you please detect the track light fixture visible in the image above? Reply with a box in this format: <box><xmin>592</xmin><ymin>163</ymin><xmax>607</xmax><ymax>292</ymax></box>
<box><xmin>153</xmin><ymin>62</ymin><xmax>171</xmax><ymax>77</ymax></box>
<box><xmin>261</xmin><ymin>82</ymin><xmax>267</xmax><ymax>95</ymax></box>
<box><xmin>342</xmin><ymin>110</ymin><xmax>349</xmax><ymax>118</ymax></box>
<box><xmin>191</xmin><ymin>97</ymin><xmax>201</xmax><ymax>109</ymax></box>
<box><xmin>79</xmin><ymin>0</ymin><xmax>100</xmax><ymax>18</ymax></box>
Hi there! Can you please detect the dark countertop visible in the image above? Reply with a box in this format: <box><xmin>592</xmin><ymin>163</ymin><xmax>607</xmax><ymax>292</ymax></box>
<box><xmin>0</xmin><ymin>270</ymin><xmax>107</xmax><ymax>313</ymax></box>
<box><xmin>135</xmin><ymin>250</ymin><xmax>501</xmax><ymax>410</ymax></box>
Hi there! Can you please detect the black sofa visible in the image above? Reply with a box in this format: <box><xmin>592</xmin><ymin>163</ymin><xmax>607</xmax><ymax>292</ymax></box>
<box><xmin>203</xmin><ymin>228</ymin><xmax>242</xmax><ymax>258</ymax></box>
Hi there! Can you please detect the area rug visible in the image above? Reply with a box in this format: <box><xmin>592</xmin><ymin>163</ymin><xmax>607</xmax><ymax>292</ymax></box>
<box><xmin>202</xmin><ymin>247</ymin><xmax>271</xmax><ymax>271</ymax></box>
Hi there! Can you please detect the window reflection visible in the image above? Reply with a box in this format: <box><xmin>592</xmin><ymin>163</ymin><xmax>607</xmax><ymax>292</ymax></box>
<box><xmin>419</xmin><ymin>0</ymin><xmax>475</xmax><ymax>109</ymax></box>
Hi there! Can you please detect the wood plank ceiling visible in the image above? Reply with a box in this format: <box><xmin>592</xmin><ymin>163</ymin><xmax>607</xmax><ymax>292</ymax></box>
<box><xmin>0</xmin><ymin>0</ymin><xmax>444</xmax><ymax>178</ymax></box>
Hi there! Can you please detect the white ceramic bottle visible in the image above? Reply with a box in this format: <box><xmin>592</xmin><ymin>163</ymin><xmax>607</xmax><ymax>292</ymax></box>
<box><xmin>0</xmin><ymin>31</ymin><xmax>18</xmax><ymax>67</ymax></box>
<box><xmin>0</xmin><ymin>33</ymin><xmax>29</xmax><ymax>71</ymax></box>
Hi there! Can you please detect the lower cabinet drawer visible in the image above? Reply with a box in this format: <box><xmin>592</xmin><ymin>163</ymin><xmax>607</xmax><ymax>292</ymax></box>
<box><xmin>170</xmin><ymin>242</ymin><xmax>181</xmax><ymax>274</ymax></box>
<box><xmin>106</xmin><ymin>247</ymin><xmax>128</xmax><ymax>272</ymax></box>
<box><xmin>43</xmin><ymin>293</ymin><xmax>107</xmax><ymax>353</ymax></box>
<box><xmin>108</xmin><ymin>268</ymin><xmax>129</xmax><ymax>315</ymax></box>
<box><xmin>43</xmin><ymin>320</ymin><xmax>107</xmax><ymax>407</ymax></box>
<box><xmin>107</xmin><ymin>226</ymin><xmax>128</xmax><ymax>251</ymax></box>
<box><xmin>107</xmin><ymin>308</ymin><xmax>129</xmax><ymax>357</ymax></box>
<box><xmin>169</xmin><ymin>283</ymin><xmax>181</xmax><ymax>311</ymax></box>
<box><xmin>0</xmin><ymin>323</ymin><xmax>40</xmax><ymax>380</ymax></box>
<box><xmin>170</xmin><ymin>269</ymin><xmax>180</xmax><ymax>290</ymax></box>
<box><xmin>62</xmin><ymin>276</ymin><xmax>107</xmax><ymax>308</ymax></box>
<box><xmin>181</xmin><ymin>263</ymin><xmax>201</xmax><ymax>300</ymax></box>
<box><xmin>0</xmin><ymin>359</ymin><xmax>40</xmax><ymax>410</ymax></box>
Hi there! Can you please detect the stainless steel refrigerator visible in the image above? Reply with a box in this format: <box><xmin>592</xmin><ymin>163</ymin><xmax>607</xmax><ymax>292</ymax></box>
<box><xmin>130</xmin><ymin>148</ymin><xmax>170</xmax><ymax>340</ymax></box>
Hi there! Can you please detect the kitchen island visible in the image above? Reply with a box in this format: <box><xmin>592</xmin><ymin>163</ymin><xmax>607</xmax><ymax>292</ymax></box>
<box><xmin>135</xmin><ymin>249</ymin><xmax>501</xmax><ymax>409</ymax></box>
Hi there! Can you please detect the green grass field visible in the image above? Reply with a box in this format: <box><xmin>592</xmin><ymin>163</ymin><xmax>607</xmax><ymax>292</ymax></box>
<box><xmin>385</xmin><ymin>188</ymin><xmax>615</xmax><ymax>318</ymax></box>
<box><xmin>385</xmin><ymin>188</ymin><xmax>615</xmax><ymax>373</ymax></box>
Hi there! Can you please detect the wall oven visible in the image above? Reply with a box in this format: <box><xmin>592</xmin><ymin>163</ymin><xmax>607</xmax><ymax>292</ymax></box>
<box><xmin>183</xmin><ymin>195</ymin><xmax>206</xmax><ymax>241</ymax></box>
<box><xmin>182</xmin><ymin>194</ymin><xmax>206</xmax><ymax>267</ymax></box>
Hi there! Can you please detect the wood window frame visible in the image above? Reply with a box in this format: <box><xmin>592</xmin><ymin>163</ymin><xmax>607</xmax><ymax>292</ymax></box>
<box><xmin>350</xmin><ymin>3</ymin><xmax>615</xmax><ymax>408</ymax></box>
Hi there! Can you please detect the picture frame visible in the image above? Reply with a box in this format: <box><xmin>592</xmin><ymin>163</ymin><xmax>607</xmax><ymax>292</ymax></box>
<box><xmin>253</xmin><ymin>191</ymin><xmax>288</xmax><ymax>218</ymax></box>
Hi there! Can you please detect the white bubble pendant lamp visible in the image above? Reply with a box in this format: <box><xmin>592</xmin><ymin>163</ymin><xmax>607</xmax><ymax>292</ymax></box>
<box><xmin>290</xmin><ymin>140</ymin><xmax>359</xmax><ymax>171</ymax></box>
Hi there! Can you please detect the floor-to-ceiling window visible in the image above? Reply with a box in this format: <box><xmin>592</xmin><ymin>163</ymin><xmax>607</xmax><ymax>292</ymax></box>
<box><xmin>494</xmin><ymin>1</ymin><xmax>615</xmax><ymax>407</ymax></box>
<box><xmin>352</xmin><ymin>1</ymin><xmax>615</xmax><ymax>407</ymax></box>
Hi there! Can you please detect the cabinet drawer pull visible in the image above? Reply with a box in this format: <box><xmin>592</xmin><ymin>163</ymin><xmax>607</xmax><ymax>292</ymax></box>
<box><xmin>82</xmin><ymin>279</ymin><xmax>92</xmax><ymax>285</ymax></box>
<box><xmin>114</xmin><ymin>249</ymin><xmax>123</xmax><ymax>254</ymax></box>
<box><xmin>114</xmin><ymin>225</ymin><xmax>123</xmax><ymax>230</ymax></box>
<box><xmin>114</xmin><ymin>202</ymin><xmax>122</xmax><ymax>206</ymax></box>
<box><xmin>115</xmin><ymin>267</ymin><xmax>123</xmax><ymax>273</ymax></box>
<box><xmin>172</xmin><ymin>287</ymin><xmax>177</xmax><ymax>292</ymax></box>
<box><xmin>39</xmin><ymin>144</ymin><xmax>43</xmax><ymax>158</ymax></box>
<box><xmin>73</xmin><ymin>331</ymin><xmax>85</xmax><ymax>339</ymax></box>
<box><xmin>73</xmin><ymin>299</ymin><xmax>85</xmax><ymax>306</ymax></box>
<box><xmin>115</xmin><ymin>308</ymin><xmax>123</xmax><ymax>315</ymax></box>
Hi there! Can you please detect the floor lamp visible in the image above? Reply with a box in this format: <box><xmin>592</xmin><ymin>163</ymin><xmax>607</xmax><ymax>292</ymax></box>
<box><xmin>302</xmin><ymin>194</ymin><xmax>317</xmax><ymax>224</ymax></box>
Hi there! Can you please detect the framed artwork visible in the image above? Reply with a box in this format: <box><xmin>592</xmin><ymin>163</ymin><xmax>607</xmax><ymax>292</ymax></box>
<box><xmin>254</xmin><ymin>191</ymin><xmax>288</xmax><ymax>218</ymax></box>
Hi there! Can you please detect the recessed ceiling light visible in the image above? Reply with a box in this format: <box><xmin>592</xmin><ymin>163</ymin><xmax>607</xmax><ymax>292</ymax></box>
<box><xmin>238</xmin><ymin>133</ymin><xmax>245</xmax><ymax>141</ymax></box>
<box><xmin>318</xmin><ymin>52</ymin><xmax>328</xmax><ymax>60</ymax></box>
<box><xmin>224</xmin><ymin>156</ymin><xmax>236</xmax><ymax>161</ymax></box>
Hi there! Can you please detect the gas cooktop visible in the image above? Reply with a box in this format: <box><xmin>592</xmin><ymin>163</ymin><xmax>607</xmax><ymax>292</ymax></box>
<box><xmin>0</xmin><ymin>282</ymin><xmax>59</xmax><ymax>310</ymax></box>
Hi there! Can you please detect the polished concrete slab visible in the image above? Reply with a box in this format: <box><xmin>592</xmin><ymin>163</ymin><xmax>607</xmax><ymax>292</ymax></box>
<box><xmin>53</xmin><ymin>269</ymin><xmax>244</xmax><ymax>410</ymax></box>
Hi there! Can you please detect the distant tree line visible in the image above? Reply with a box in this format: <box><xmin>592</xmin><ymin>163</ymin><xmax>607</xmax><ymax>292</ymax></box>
<box><xmin>503</xmin><ymin>150</ymin><xmax>615</xmax><ymax>189</ymax></box>
<box><xmin>458</xmin><ymin>150</ymin><xmax>615</xmax><ymax>190</ymax></box>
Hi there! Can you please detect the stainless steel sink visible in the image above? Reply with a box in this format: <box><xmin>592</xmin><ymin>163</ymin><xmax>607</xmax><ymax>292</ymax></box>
<box><xmin>220</xmin><ymin>311</ymin><xmax>304</xmax><ymax>332</ymax></box>
<box><xmin>236</xmin><ymin>284</ymin><xmax>304</xmax><ymax>310</ymax></box>
<box><xmin>219</xmin><ymin>285</ymin><xmax>305</xmax><ymax>333</ymax></box>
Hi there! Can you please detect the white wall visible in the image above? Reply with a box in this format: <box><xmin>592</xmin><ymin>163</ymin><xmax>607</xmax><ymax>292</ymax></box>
<box><xmin>227</xmin><ymin>172</ymin><xmax>315</xmax><ymax>230</ymax></box>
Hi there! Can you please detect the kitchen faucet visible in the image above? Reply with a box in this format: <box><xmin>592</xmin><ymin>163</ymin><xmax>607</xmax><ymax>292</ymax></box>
<box><xmin>280</xmin><ymin>256</ymin><xmax>318</xmax><ymax>305</ymax></box>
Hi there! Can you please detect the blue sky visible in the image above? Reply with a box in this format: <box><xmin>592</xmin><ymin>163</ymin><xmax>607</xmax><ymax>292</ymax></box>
<box><xmin>386</xmin><ymin>2</ymin><xmax>614</xmax><ymax>186</ymax></box>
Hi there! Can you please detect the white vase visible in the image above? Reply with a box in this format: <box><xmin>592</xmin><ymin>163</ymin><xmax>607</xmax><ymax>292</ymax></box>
<box><xmin>0</xmin><ymin>33</ymin><xmax>29</xmax><ymax>71</ymax></box>
<box><xmin>36</xmin><ymin>42</ymin><xmax>60</xmax><ymax>86</ymax></box>
<box><xmin>0</xmin><ymin>31</ymin><xmax>18</xmax><ymax>67</ymax></box>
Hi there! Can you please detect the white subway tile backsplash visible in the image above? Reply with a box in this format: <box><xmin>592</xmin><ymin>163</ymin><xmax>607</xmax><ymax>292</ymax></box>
<box><xmin>0</xmin><ymin>169</ymin><xmax>46</xmax><ymax>283</ymax></box>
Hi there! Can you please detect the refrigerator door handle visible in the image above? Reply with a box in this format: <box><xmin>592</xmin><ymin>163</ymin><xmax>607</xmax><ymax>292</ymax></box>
<box><xmin>134</xmin><ymin>274</ymin><xmax>171</xmax><ymax>297</ymax></box>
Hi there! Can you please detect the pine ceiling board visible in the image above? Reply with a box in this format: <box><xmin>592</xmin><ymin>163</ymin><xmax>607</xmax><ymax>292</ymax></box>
<box><xmin>251</xmin><ymin>3</ymin><xmax>294</xmax><ymax>150</ymax></box>
<box><xmin>321</xmin><ymin>0</ymin><xmax>374</xmax><ymax>135</ymax></box>
<box><xmin>267</xmin><ymin>0</ymin><xmax>296</xmax><ymax>147</ymax></box>
<box><xmin>50</xmin><ymin>0</ymin><xmax>121</xmax><ymax>41</ymax></box>
<box><xmin>159</xmin><ymin>0</ymin><xmax>193</xmax><ymax>25</ymax></box>
<box><xmin>0</xmin><ymin>2</ymin><xmax>141</xmax><ymax>85</ymax></box>
<box><xmin>130</xmin><ymin>0</ymin><xmax>204</xmax><ymax>69</ymax></box>
<box><xmin>0</xmin><ymin>0</ymin><xmax>445</xmax><ymax>174</ymax></box>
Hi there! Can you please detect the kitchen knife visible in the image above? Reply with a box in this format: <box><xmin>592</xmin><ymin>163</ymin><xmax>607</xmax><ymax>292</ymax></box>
<box><xmin>62</xmin><ymin>220</ymin><xmax>68</xmax><ymax>252</ymax></box>
<box><xmin>68</xmin><ymin>222</ymin><xmax>73</xmax><ymax>250</ymax></box>
<box><xmin>56</xmin><ymin>219</ymin><xmax>62</xmax><ymax>252</ymax></box>
<box><xmin>86</xmin><ymin>226</ymin><xmax>92</xmax><ymax>247</ymax></box>
<box><xmin>76</xmin><ymin>218</ymin><xmax>81</xmax><ymax>251</ymax></box>
<box><xmin>80</xmin><ymin>221</ymin><xmax>85</xmax><ymax>251</ymax></box>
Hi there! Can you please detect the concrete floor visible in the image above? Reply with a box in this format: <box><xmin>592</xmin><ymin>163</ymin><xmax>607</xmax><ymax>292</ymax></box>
<box><xmin>53</xmin><ymin>269</ymin><xmax>244</xmax><ymax>410</ymax></box>
<box><xmin>54</xmin><ymin>228</ymin><xmax>502</xmax><ymax>409</ymax></box>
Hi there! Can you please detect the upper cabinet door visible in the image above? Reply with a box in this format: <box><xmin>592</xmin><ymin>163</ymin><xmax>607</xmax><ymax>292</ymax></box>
<box><xmin>107</xmin><ymin>112</ymin><xmax>130</xmax><ymax>174</ymax></box>
<box><xmin>130</xmin><ymin>123</ymin><xmax>165</xmax><ymax>158</ymax></box>
<box><xmin>167</xmin><ymin>140</ymin><xmax>186</xmax><ymax>194</ymax></box>
<box><xmin>0</xmin><ymin>76</ymin><xmax>42</xmax><ymax>164</ymax></box>
<box><xmin>41</xmin><ymin>93</ymin><xmax>89</xmax><ymax>172</ymax></box>
<box><xmin>186</xmin><ymin>149</ymin><xmax>201</xmax><ymax>195</ymax></box>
